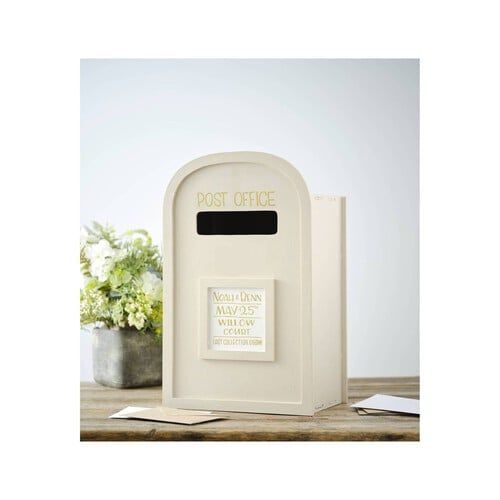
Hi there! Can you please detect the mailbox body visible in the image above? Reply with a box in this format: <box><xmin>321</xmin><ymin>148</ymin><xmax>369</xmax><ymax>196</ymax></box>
<box><xmin>163</xmin><ymin>152</ymin><xmax>346</xmax><ymax>415</ymax></box>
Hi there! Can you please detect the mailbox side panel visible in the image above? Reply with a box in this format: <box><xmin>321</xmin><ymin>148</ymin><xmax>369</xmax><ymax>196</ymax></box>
<box><xmin>163</xmin><ymin>152</ymin><xmax>314</xmax><ymax>415</ymax></box>
<box><xmin>311</xmin><ymin>196</ymin><xmax>347</xmax><ymax>411</ymax></box>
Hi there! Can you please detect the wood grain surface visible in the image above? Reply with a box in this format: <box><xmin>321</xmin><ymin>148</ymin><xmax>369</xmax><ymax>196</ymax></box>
<box><xmin>80</xmin><ymin>377</ymin><xmax>419</xmax><ymax>441</ymax></box>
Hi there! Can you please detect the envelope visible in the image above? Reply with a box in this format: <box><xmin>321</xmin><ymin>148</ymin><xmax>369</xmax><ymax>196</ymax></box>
<box><xmin>124</xmin><ymin>407</ymin><xmax>225</xmax><ymax>425</ymax></box>
<box><xmin>109</xmin><ymin>406</ymin><xmax>226</xmax><ymax>425</ymax></box>
<box><xmin>351</xmin><ymin>394</ymin><xmax>419</xmax><ymax>415</ymax></box>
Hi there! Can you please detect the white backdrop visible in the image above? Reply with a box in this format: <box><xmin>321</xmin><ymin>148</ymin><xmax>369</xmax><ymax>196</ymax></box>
<box><xmin>80</xmin><ymin>59</ymin><xmax>419</xmax><ymax>379</ymax></box>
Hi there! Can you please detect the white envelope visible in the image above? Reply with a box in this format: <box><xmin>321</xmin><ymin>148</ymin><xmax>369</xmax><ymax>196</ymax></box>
<box><xmin>109</xmin><ymin>406</ymin><xmax>151</xmax><ymax>419</ymax></box>
<box><xmin>351</xmin><ymin>394</ymin><xmax>419</xmax><ymax>415</ymax></box>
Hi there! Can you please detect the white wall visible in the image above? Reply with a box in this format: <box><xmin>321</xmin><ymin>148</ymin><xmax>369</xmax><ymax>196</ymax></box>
<box><xmin>80</xmin><ymin>59</ymin><xmax>419</xmax><ymax>380</ymax></box>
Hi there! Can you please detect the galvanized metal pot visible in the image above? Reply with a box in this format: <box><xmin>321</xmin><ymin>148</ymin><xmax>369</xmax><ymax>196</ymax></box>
<box><xmin>92</xmin><ymin>328</ymin><xmax>162</xmax><ymax>388</ymax></box>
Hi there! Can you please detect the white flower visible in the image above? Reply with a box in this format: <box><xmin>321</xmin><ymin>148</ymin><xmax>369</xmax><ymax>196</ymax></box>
<box><xmin>91</xmin><ymin>259</ymin><xmax>114</xmax><ymax>282</ymax></box>
<box><xmin>128</xmin><ymin>312</ymin><xmax>146</xmax><ymax>330</ymax></box>
<box><xmin>85</xmin><ymin>240</ymin><xmax>118</xmax><ymax>282</ymax></box>
<box><xmin>141</xmin><ymin>271</ymin><xmax>163</xmax><ymax>302</ymax></box>
<box><xmin>115</xmin><ymin>247</ymin><xmax>128</xmax><ymax>261</ymax></box>
<box><xmin>85</xmin><ymin>239</ymin><xmax>115</xmax><ymax>260</ymax></box>
<box><xmin>80</xmin><ymin>273</ymin><xmax>90</xmax><ymax>290</ymax></box>
<box><xmin>80</xmin><ymin>227</ymin><xmax>89</xmax><ymax>247</ymax></box>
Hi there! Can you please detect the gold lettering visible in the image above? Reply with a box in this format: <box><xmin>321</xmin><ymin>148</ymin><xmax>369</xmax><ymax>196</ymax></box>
<box><xmin>197</xmin><ymin>192</ymin><xmax>228</xmax><ymax>208</ymax></box>
<box><xmin>197</xmin><ymin>191</ymin><xmax>276</xmax><ymax>208</ymax></box>
<box><xmin>267</xmin><ymin>191</ymin><xmax>276</xmax><ymax>206</ymax></box>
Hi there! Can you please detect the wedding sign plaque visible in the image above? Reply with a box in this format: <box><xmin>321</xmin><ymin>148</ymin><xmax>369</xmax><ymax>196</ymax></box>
<box><xmin>208</xmin><ymin>287</ymin><xmax>266</xmax><ymax>352</ymax></box>
<box><xmin>199</xmin><ymin>278</ymin><xmax>274</xmax><ymax>362</ymax></box>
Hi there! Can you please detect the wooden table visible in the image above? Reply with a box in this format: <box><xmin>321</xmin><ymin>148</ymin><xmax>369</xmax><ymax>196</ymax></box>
<box><xmin>81</xmin><ymin>377</ymin><xmax>419</xmax><ymax>441</ymax></box>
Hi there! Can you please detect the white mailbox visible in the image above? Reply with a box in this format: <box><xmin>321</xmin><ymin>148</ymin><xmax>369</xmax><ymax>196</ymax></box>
<box><xmin>163</xmin><ymin>152</ymin><xmax>346</xmax><ymax>415</ymax></box>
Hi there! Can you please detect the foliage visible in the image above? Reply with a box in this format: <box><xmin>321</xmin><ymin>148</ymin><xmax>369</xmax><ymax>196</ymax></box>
<box><xmin>80</xmin><ymin>222</ymin><xmax>162</xmax><ymax>336</ymax></box>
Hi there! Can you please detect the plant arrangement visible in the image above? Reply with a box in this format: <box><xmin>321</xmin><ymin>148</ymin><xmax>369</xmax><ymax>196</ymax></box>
<box><xmin>80</xmin><ymin>222</ymin><xmax>163</xmax><ymax>336</ymax></box>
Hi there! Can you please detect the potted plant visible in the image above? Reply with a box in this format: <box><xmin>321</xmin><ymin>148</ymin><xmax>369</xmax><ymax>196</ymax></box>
<box><xmin>80</xmin><ymin>222</ymin><xmax>163</xmax><ymax>388</ymax></box>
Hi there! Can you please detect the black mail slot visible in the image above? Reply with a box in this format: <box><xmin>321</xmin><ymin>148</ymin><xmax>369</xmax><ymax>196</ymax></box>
<box><xmin>197</xmin><ymin>211</ymin><xmax>278</xmax><ymax>235</ymax></box>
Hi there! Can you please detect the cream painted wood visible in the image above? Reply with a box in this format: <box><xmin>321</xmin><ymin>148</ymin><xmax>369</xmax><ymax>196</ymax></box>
<box><xmin>311</xmin><ymin>196</ymin><xmax>347</xmax><ymax>410</ymax></box>
<box><xmin>163</xmin><ymin>152</ymin><xmax>345</xmax><ymax>415</ymax></box>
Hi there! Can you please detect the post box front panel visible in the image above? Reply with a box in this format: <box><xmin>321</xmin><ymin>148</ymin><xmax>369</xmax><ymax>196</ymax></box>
<box><xmin>171</xmin><ymin>162</ymin><xmax>304</xmax><ymax>404</ymax></box>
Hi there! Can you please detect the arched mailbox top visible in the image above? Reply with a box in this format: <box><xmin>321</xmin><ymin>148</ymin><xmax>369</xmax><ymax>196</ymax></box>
<box><xmin>163</xmin><ymin>151</ymin><xmax>312</xmax><ymax>219</ymax></box>
<box><xmin>163</xmin><ymin>151</ymin><xmax>321</xmax><ymax>415</ymax></box>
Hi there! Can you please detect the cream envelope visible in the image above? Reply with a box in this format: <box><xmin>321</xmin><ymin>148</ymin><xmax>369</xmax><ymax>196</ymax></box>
<box><xmin>109</xmin><ymin>406</ymin><xmax>215</xmax><ymax>419</ymax></box>
<box><xmin>123</xmin><ymin>407</ymin><xmax>225</xmax><ymax>425</ymax></box>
